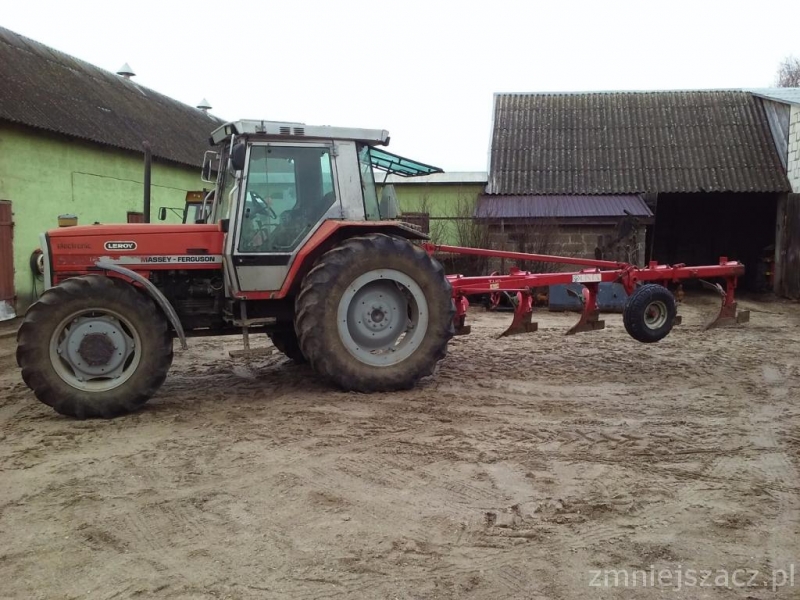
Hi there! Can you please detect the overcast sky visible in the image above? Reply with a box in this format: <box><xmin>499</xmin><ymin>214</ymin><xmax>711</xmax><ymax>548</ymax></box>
<box><xmin>2</xmin><ymin>0</ymin><xmax>799</xmax><ymax>171</ymax></box>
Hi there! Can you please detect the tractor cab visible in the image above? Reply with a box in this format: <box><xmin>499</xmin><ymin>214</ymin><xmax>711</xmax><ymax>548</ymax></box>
<box><xmin>204</xmin><ymin>120</ymin><xmax>442</xmax><ymax>295</ymax></box>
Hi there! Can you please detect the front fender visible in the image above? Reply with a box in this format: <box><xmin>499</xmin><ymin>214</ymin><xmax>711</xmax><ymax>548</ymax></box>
<box><xmin>95</xmin><ymin>261</ymin><xmax>188</xmax><ymax>350</ymax></box>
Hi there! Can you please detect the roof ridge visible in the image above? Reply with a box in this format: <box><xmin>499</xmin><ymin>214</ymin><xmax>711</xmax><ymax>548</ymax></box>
<box><xmin>493</xmin><ymin>89</ymin><xmax>753</xmax><ymax>97</ymax></box>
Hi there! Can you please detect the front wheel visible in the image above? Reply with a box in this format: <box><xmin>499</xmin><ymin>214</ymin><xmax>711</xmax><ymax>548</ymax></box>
<box><xmin>268</xmin><ymin>329</ymin><xmax>306</xmax><ymax>364</ymax></box>
<box><xmin>295</xmin><ymin>234</ymin><xmax>454</xmax><ymax>392</ymax></box>
<box><xmin>16</xmin><ymin>276</ymin><xmax>173</xmax><ymax>418</ymax></box>
<box><xmin>623</xmin><ymin>283</ymin><xmax>677</xmax><ymax>343</ymax></box>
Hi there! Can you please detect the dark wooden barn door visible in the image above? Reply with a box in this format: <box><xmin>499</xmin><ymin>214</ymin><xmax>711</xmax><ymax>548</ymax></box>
<box><xmin>780</xmin><ymin>194</ymin><xmax>800</xmax><ymax>299</ymax></box>
<box><xmin>0</xmin><ymin>200</ymin><xmax>14</xmax><ymax>313</ymax></box>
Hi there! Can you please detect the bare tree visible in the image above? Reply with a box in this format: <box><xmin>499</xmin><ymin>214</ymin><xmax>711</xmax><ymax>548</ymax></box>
<box><xmin>776</xmin><ymin>56</ymin><xmax>800</xmax><ymax>88</ymax></box>
<box><xmin>416</xmin><ymin>195</ymin><xmax>447</xmax><ymax>245</ymax></box>
<box><xmin>450</xmin><ymin>195</ymin><xmax>493</xmax><ymax>275</ymax></box>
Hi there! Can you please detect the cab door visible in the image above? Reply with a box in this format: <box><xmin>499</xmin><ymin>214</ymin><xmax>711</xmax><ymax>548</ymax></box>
<box><xmin>228</xmin><ymin>142</ymin><xmax>341</xmax><ymax>293</ymax></box>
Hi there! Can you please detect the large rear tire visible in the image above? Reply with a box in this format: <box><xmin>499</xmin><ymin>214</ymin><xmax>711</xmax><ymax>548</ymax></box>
<box><xmin>16</xmin><ymin>276</ymin><xmax>174</xmax><ymax>418</ymax></box>
<box><xmin>295</xmin><ymin>234</ymin><xmax>454</xmax><ymax>392</ymax></box>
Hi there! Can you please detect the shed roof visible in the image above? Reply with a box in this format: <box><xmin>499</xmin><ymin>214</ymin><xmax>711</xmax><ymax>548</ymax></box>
<box><xmin>488</xmin><ymin>91</ymin><xmax>790</xmax><ymax>195</ymax></box>
<box><xmin>475</xmin><ymin>194</ymin><xmax>653</xmax><ymax>219</ymax></box>
<box><xmin>747</xmin><ymin>88</ymin><xmax>800</xmax><ymax>105</ymax></box>
<box><xmin>378</xmin><ymin>172</ymin><xmax>488</xmax><ymax>185</ymax></box>
<box><xmin>0</xmin><ymin>26</ymin><xmax>222</xmax><ymax>168</ymax></box>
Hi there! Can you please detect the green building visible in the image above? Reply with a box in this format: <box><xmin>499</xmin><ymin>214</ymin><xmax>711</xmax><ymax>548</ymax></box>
<box><xmin>0</xmin><ymin>26</ymin><xmax>220</xmax><ymax>318</ymax></box>
<box><xmin>380</xmin><ymin>172</ymin><xmax>487</xmax><ymax>245</ymax></box>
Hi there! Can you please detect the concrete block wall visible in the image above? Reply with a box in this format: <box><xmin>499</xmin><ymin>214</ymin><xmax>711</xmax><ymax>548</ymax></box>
<box><xmin>551</xmin><ymin>225</ymin><xmax>646</xmax><ymax>266</ymax></box>
<box><xmin>789</xmin><ymin>105</ymin><xmax>800</xmax><ymax>193</ymax></box>
<box><xmin>489</xmin><ymin>223</ymin><xmax>646</xmax><ymax>271</ymax></box>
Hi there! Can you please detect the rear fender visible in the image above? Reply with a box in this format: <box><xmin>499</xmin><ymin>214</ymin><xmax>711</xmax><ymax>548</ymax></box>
<box><xmin>278</xmin><ymin>221</ymin><xmax>428</xmax><ymax>298</ymax></box>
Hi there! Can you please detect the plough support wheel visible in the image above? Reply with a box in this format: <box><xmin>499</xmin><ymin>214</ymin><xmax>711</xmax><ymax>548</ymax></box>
<box><xmin>623</xmin><ymin>284</ymin><xmax>677</xmax><ymax>343</ymax></box>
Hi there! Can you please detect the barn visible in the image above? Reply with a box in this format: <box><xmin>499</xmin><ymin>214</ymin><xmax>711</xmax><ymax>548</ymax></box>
<box><xmin>484</xmin><ymin>90</ymin><xmax>795</xmax><ymax>292</ymax></box>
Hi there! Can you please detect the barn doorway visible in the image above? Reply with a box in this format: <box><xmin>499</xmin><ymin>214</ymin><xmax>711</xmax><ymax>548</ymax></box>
<box><xmin>0</xmin><ymin>200</ymin><xmax>15</xmax><ymax>320</ymax></box>
<box><xmin>651</xmin><ymin>192</ymin><xmax>779</xmax><ymax>291</ymax></box>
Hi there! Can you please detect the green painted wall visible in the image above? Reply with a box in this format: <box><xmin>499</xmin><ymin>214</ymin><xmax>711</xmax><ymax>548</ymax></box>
<box><xmin>379</xmin><ymin>183</ymin><xmax>485</xmax><ymax>245</ymax></box>
<box><xmin>0</xmin><ymin>123</ymin><xmax>207</xmax><ymax>311</ymax></box>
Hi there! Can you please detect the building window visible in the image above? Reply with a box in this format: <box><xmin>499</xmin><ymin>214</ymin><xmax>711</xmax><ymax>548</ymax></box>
<box><xmin>402</xmin><ymin>211</ymin><xmax>430</xmax><ymax>234</ymax></box>
<box><xmin>127</xmin><ymin>211</ymin><xmax>145</xmax><ymax>223</ymax></box>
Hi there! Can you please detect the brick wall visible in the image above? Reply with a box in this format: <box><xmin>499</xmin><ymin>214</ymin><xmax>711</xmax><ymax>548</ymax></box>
<box><xmin>789</xmin><ymin>105</ymin><xmax>800</xmax><ymax>193</ymax></box>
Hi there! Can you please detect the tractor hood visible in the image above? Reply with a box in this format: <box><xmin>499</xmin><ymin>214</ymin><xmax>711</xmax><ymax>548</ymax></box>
<box><xmin>44</xmin><ymin>223</ymin><xmax>225</xmax><ymax>288</ymax></box>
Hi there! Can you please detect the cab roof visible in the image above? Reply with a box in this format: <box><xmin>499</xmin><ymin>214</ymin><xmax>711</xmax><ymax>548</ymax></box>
<box><xmin>210</xmin><ymin>120</ymin><xmax>443</xmax><ymax>177</ymax></box>
<box><xmin>210</xmin><ymin>120</ymin><xmax>390</xmax><ymax>146</ymax></box>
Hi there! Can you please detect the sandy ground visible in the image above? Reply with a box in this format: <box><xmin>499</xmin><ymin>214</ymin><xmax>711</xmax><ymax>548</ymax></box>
<box><xmin>1</xmin><ymin>294</ymin><xmax>800</xmax><ymax>599</ymax></box>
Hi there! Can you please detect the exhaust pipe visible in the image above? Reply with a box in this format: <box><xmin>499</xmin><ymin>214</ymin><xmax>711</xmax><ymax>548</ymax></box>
<box><xmin>143</xmin><ymin>141</ymin><xmax>152</xmax><ymax>223</ymax></box>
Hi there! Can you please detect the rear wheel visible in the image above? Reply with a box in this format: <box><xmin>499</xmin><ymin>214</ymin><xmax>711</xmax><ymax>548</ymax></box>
<box><xmin>268</xmin><ymin>329</ymin><xmax>306</xmax><ymax>363</ymax></box>
<box><xmin>623</xmin><ymin>283</ymin><xmax>677</xmax><ymax>343</ymax></box>
<box><xmin>16</xmin><ymin>276</ymin><xmax>173</xmax><ymax>418</ymax></box>
<box><xmin>295</xmin><ymin>234</ymin><xmax>454</xmax><ymax>392</ymax></box>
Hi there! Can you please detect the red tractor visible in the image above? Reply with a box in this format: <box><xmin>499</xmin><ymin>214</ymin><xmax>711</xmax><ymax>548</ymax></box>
<box><xmin>17</xmin><ymin>121</ymin><xmax>455</xmax><ymax>418</ymax></box>
<box><xmin>16</xmin><ymin>120</ymin><xmax>749</xmax><ymax>418</ymax></box>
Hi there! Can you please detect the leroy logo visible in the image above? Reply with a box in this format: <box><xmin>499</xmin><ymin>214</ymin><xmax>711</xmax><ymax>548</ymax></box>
<box><xmin>104</xmin><ymin>241</ymin><xmax>137</xmax><ymax>251</ymax></box>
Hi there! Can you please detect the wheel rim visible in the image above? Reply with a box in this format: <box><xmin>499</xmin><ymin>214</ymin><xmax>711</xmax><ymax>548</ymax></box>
<box><xmin>337</xmin><ymin>268</ymin><xmax>429</xmax><ymax>367</ymax></box>
<box><xmin>49</xmin><ymin>309</ymin><xmax>141</xmax><ymax>392</ymax></box>
<box><xmin>644</xmin><ymin>300</ymin><xmax>669</xmax><ymax>329</ymax></box>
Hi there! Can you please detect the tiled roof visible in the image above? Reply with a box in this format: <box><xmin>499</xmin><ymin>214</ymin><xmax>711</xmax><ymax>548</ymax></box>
<box><xmin>488</xmin><ymin>91</ymin><xmax>790</xmax><ymax>195</ymax></box>
<box><xmin>475</xmin><ymin>194</ymin><xmax>653</xmax><ymax>219</ymax></box>
<box><xmin>0</xmin><ymin>26</ymin><xmax>221</xmax><ymax>168</ymax></box>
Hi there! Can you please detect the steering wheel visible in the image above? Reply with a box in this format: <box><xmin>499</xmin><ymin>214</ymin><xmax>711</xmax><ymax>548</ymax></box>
<box><xmin>248</xmin><ymin>190</ymin><xmax>277</xmax><ymax>219</ymax></box>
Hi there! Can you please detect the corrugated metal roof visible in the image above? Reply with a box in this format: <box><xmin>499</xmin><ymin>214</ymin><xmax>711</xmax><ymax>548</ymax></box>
<box><xmin>475</xmin><ymin>194</ymin><xmax>653</xmax><ymax>219</ymax></box>
<box><xmin>488</xmin><ymin>91</ymin><xmax>791</xmax><ymax>195</ymax></box>
<box><xmin>0</xmin><ymin>26</ymin><xmax>222</xmax><ymax>167</ymax></box>
<box><xmin>747</xmin><ymin>88</ymin><xmax>800</xmax><ymax>105</ymax></box>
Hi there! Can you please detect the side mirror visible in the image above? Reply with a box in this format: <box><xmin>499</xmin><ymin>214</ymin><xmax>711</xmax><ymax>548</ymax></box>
<box><xmin>158</xmin><ymin>207</ymin><xmax>167</xmax><ymax>221</ymax></box>
<box><xmin>231</xmin><ymin>142</ymin><xmax>247</xmax><ymax>171</ymax></box>
<box><xmin>201</xmin><ymin>150</ymin><xmax>220</xmax><ymax>183</ymax></box>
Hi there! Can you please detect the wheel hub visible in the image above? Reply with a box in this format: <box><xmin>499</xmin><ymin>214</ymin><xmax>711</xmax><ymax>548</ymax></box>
<box><xmin>364</xmin><ymin>302</ymin><xmax>393</xmax><ymax>331</ymax></box>
<box><xmin>337</xmin><ymin>269</ymin><xmax>429</xmax><ymax>367</ymax></box>
<box><xmin>644</xmin><ymin>300</ymin><xmax>668</xmax><ymax>329</ymax></box>
<box><xmin>56</xmin><ymin>315</ymin><xmax>136</xmax><ymax>382</ymax></box>
<box><xmin>77</xmin><ymin>333</ymin><xmax>116</xmax><ymax>366</ymax></box>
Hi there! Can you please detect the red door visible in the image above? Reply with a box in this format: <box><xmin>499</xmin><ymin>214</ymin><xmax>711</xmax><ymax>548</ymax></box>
<box><xmin>0</xmin><ymin>201</ymin><xmax>14</xmax><ymax>315</ymax></box>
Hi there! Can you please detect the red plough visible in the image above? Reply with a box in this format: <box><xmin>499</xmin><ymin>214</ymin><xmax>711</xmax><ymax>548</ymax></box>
<box><xmin>423</xmin><ymin>244</ymin><xmax>750</xmax><ymax>342</ymax></box>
